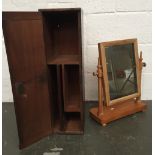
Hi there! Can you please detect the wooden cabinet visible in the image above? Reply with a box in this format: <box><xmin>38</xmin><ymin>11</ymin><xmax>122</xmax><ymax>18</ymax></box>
<box><xmin>2</xmin><ymin>8</ymin><xmax>84</xmax><ymax>149</ymax></box>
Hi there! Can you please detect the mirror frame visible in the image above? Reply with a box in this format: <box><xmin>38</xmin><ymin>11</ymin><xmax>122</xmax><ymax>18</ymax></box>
<box><xmin>98</xmin><ymin>38</ymin><xmax>141</xmax><ymax>106</ymax></box>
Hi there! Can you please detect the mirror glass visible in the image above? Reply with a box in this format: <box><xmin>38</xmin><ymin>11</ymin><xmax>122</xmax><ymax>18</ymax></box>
<box><xmin>105</xmin><ymin>44</ymin><xmax>138</xmax><ymax>100</ymax></box>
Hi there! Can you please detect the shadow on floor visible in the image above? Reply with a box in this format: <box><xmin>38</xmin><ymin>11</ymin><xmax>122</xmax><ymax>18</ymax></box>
<box><xmin>2</xmin><ymin>101</ymin><xmax>152</xmax><ymax>155</ymax></box>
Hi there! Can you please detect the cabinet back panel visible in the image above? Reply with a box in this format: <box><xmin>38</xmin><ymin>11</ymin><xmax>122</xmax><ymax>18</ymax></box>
<box><xmin>63</xmin><ymin>65</ymin><xmax>81</xmax><ymax>112</ymax></box>
<box><xmin>42</xmin><ymin>11</ymin><xmax>79</xmax><ymax>61</ymax></box>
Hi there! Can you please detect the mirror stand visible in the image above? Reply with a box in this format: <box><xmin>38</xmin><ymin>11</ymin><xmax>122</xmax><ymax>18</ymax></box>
<box><xmin>89</xmin><ymin>52</ymin><xmax>147</xmax><ymax>126</ymax></box>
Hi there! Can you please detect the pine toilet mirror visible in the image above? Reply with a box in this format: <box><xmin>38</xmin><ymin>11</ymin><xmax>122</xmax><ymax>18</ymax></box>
<box><xmin>90</xmin><ymin>38</ymin><xmax>147</xmax><ymax>126</ymax></box>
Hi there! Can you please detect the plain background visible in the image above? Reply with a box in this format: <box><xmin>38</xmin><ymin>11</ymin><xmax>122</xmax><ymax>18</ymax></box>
<box><xmin>2</xmin><ymin>0</ymin><xmax>152</xmax><ymax>102</ymax></box>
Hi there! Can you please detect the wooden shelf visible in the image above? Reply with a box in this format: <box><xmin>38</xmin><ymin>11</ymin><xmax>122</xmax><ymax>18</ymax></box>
<box><xmin>64</xmin><ymin>95</ymin><xmax>80</xmax><ymax>112</ymax></box>
<box><xmin>65</xmin><ymin>105</ymin><xmax>80</xmax><ymax>112</ymax></box>
<box><xmin>47</xmin><ymin>55</ymin><xmax>80</xmax><ymax>64</ymax></box>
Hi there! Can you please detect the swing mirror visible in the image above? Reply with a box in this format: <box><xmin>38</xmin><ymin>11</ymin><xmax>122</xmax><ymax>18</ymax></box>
<box><xmin>99</xmin><ymin>39</ymin><xmax>140</xmax><ymax>106</ymax></box>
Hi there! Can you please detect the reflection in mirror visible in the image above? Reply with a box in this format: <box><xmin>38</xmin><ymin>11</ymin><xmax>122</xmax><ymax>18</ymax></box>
<box><xmin>105</xmin><ymin>44</ymin><xmax>137</xmax><ymax>100</ymax></box>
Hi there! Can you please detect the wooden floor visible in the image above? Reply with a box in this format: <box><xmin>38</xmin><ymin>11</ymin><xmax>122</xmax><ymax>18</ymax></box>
<box><xmin>2</xmin><ymin>101</ymin><xmax>152</xmax><ymax>155</ymax></box>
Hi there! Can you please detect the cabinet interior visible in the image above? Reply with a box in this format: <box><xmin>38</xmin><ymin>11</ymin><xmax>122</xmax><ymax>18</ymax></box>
<box><xmin>42</xmin><ymin>11</ymin><xmax>80</xmax><ymax>64</ymax></box>
<box><xmin>48</xmin><ymin>64</ymin><xmax>82</xmax><ymax>133</ymax></box>
<box><xmin>42</xmin><ymin>9</ymin><xmax>83</xmax><ymax>134</ymax></box>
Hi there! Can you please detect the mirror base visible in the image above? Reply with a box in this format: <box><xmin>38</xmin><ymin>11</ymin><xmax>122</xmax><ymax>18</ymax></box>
<box><xmin>89</xmin><ymin>99</ymin><xmax>146</xmax><ymax>126</ymax></box>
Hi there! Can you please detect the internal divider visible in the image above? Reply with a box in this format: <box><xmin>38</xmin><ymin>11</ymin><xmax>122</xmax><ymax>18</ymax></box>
<box><xmin>48</xmin><ymin>64</ymin><xmax>82</xmax><ymax>133</ymax></box>
<box><xmin>56</xmin><ymin>65</ymin><xmax>65</xmax><ymax>131</ymax></box>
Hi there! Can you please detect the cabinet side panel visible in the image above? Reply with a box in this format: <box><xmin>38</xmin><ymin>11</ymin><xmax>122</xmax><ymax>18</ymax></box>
<box><xmin>78</xmin><ymin>10</ymin><xmax>84</xmax><ymax>132</ymax></box>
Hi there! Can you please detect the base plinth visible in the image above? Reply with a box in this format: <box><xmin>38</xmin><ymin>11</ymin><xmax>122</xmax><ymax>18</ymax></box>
<box><xmin>89</xmin><ymin>100</ymin><xmax>146</xmax><ymax>126</ymax></box>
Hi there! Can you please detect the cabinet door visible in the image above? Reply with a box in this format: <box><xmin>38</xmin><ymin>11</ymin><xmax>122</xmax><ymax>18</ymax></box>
<box><xmin>2</xmin><ymin>12</ymin><xmax>52</xmax><ymax>148</ymax></box>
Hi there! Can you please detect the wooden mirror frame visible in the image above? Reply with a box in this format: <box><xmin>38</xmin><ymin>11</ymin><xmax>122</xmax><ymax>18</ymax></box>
<box><xmin>98</xmin><ymin>38</ymin><xmax>141</xmax><ymax>106</ymax></box>
<box><xmin>89</xmin><ymin>38</ymin><xmax>146</xmax><ymax>126</ymax></box>
<box><xmin>89</xmin><ymin>39</ymin><xmax>146</xmax><ymax>126</ymax></box>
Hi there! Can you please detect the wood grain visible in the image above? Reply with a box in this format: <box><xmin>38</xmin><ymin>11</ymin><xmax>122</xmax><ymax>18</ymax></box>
<box><xmin>3</xmin><ymin>9</ymin><xmax>84</xmax><ymax>148</ymax></box>
<box><xmin>89</xmin><ymin>99</ymin><xmax>146</xmax><ymax>125</ymax></box>
<box><xmin>98</xmin><ymin>38</ymin><xmax>141</xmax><ymax>106</ymax></box>
<box><xmin>2</xmin><ymin>12</ymin><xmax>52</xmax><ymax>148</ymax></box>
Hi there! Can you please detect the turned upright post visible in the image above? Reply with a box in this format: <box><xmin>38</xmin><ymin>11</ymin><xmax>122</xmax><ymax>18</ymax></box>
<box><xmin>136</xmin><ymin>51</ymin><xmax>146</xmax><ymax>103</ymax></box>
<box><xmin>97</xmin><ymin>58</ymin><xmax>104</xmax><ymax>116</ymax></box>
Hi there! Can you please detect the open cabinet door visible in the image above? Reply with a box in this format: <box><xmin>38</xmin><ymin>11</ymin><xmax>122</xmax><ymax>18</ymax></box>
<box><xmin>2</xmin><ymin>12</ymin><xmax>52</xmax><ymax>148</ymax></box>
